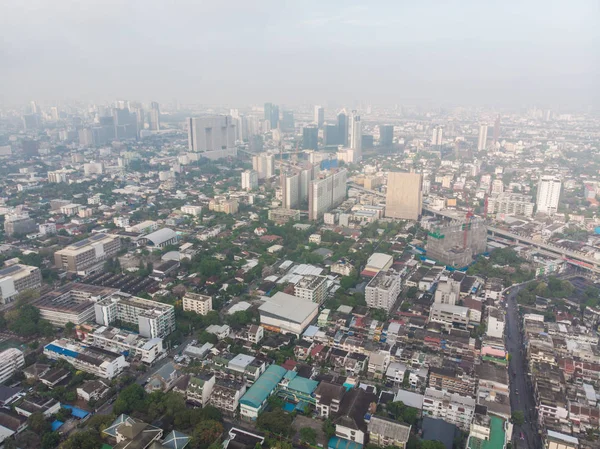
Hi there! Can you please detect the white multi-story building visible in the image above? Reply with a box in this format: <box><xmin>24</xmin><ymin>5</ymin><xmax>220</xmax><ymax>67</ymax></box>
<box><xmin>54</xmin><ymin>233</ymin><xmax>121</xmax><ymax>275</ymax></box>
<box><xmin>181</xmin><ymin>205</ymin><xmax>203</xmax><ymax>216</ymax></box>
<box><xmin>182</xmin><ymin>292</ymin><xmax>213</xmax><ymax>316</ymax></box>
<box><xmin>252</xmin><ymin>153</ymin><xmax>275</xmax><ymax>179</ymax></box>
<box><xmin>84</xmin><ymin>162</ymin><xmax>104</xmax><ymax>175</ymax></box>
<box><xmin>294</xmin><ymin>275</ymin><xmax>327</xmax><ymax>304</ymax></box>
<box><xmin>94</xmin><ymin>293</ymin><xmax>176</xmax><ymax>338</ymax></box>
<box><xmin>429</xmin><ymin>303</ymin><xmax>470</xmax><ymax>330</ymax></box>
<box><xmin>308</xmin><ymin>169</ymin><xmax>347</xmax><ymax>220</ymax></box>
<box><xmin>422</xmin><ymin>388</ymin><xmax>476</xmax><ymax>430</ymax></box>
<box><xmin>477</xmin><ymin>124</ymin><xmax>488</xmax><ymax>150</ymax></box>
<box><xmin>241</xmin><ymin>170</ymin><xmax>259</xmax><ymax>191</ymax></box>
<box><xmin>486</xmin><ymin>307</ymin><xmax>505</xmax><ymax>339</ymax></box>
<box><xmin>350</xmin><ymin>110</ymin><xmax>362</xmax><ymax>157</ymax></box>
<box><xmin>39</xmin><ymin>223</ymin><xmax>57</xmax><ymax>235</ymax></box>
<box><xmin>187</xmin><ymin>115</ymin><xmax>237</xmax><ymax>159</ymax></box>
<box><xmin>432</xmin><ymin>126</ymin><xmax>443</xmax><ymax>146</ymax></box>
<box><xmin>44</xmin><ymin>339</ymin><xmax>128</xmax><ymax>379</ymax></box>
<box><xmin>0</xmin><ymin>264</ymin><xmax>42</xmax><ymax>305</ymax></box>
<box><xmin>487</xmin><ymin>193</ymin><xmax>535</xmax><ymax>218</ymax></box>
<box><xmin>537</xmin><ymin>175</ymin><xmax>562</xmax><ymax>216</ymax></box>
<box><xmin>113</xmin><ymin>216</ymin><xmax>130</xmax><ymax>228</ymax></box>
<box><xmin>434</xmin><ymin>278</ymin><xmax>461</xmax><ymax>306</ymax></box>
<box><xmin>365</xmin><ymin>270</ymin><xmax>401</xmax><ymax>312</ymax></box>
<box><xmin>491</xmin><ymin>179</ymin><xmax>504</xmax><ymax>194</ymax></box>
<box><xmin>77</xmin><ymin>324</ymin><xmax>165</xmax><ymax>364</ymax></box>
<box><xmin>0</xmin><ymin>349</ymin><xmax>25</xmax><ymax>383</ymax></box>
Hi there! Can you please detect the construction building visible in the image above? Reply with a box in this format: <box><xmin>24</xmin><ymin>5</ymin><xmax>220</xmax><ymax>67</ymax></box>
<box><xmin>268</xmin><ymin>208</ymin><xmax>301</xmax><ymax>225</ymax></box>
<box><xmin>425</xmin><ymin>219</ymin><xmax>487</xmax><ymax>267</ymax></box>
<box><xmin>385</xmin><ymin>172</ymin><xmax>423</xmax><ymax>220</ymax></box>
<box><xmin>54</xmin><ymin>233</ymin><xmax>121</xmax><ymax>275</ymax></box>
<box><xmin>487</xmin><ymin>193</ymin><xmax>534</xmax><ymax>217</ymax></box>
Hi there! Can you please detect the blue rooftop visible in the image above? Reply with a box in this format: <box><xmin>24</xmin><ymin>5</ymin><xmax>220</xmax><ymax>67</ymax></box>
<box><xmin>51</xmin><ymin>420</ymin><xmax>64</xmax><ymax>432</ymax></box>
<box><xmin>45</xmin><ymin>343</ymin><xmax>79</xmax><ymax>359</ymax></box>
<box><xmin>240</xmin><ymin>365</ymin><xmax>287</xmax><ymax>409</ymax></box>
<box><xmin>61</xmin><ymin>405</ymin><xmax>89</xmax><ymax>419</ymax></box>
<box><xmin>329</xmin><ymin>437</ymin><xmax>363</xmax><ymax>449</ymax></box>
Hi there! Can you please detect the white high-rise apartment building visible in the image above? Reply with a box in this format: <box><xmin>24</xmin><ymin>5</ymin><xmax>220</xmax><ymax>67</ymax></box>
<box><xmin>241</xmin><ymin>170</ymin><xmax>259</xmax><ymax>191</ymax></box>
<box><xmin>282</xmin><ymin>171</ymin><xmax>301</xmax><ymax>209</ymax></box>
<box><xmin>308</xmin><ymin>169</ymin><xmax>348</xmax><ymax>220</ymax></box>
<box><xmin>536</xmin><ymin>175</ymin><xmax>562</xmax><ymax>216</ymax></box>
<box><xmin>350</xmin><ymin>110</ymin><xmax>362</xmax><ymax>155</ymax></box>
<box><xmin>491</xmin><ymin>179</ymin><xmax>504</xmax><ymax>195</ymax></box>
<box><xmin>477</xmin><ymin>124</ymin><xmax>488</xmax><ymax>150</ymax></box>
<box><xmin>432</xmin><ymin>126</ymin><xmax>443</xmax><ymax>146</ymax></box>
<box><xmin>252</xmin><ymin>153</ymin><xmax>275</xmax><ymax>179</ymax></box>
<box><xmin>314</xmin><ymin>106</ymin><xmax>324</xmax><ymax>128</ymax></box>
<box><xmin>365</xmin><ymin>270</ymin><xmax>401</xmax><ymax>312</ymax></box>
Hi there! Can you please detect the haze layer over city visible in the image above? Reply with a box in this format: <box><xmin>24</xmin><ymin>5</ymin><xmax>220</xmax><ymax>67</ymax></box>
<box><xmin>0</xmin><ymin>2</ymin><xmax>599</xmax><ymax>449</ymax></box>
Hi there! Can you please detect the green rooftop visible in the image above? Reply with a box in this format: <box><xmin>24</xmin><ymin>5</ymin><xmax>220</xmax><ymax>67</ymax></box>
<box><xmin>468</xmin><ymin>416</ymin><xmax>506</xmax><ymax>449</ymax></box>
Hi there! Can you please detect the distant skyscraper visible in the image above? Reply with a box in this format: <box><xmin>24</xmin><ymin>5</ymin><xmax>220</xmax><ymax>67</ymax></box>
<box><xmin>281</xmin><ymin>110</ymin><xmax>295</xmax><ymax>131</ymax></box>
<box><xmin>323</xmin><ymin>124</ymin><xmax>339</xmax><ymax>146</ymax></box>
<box><xmin>241</xmin><ymin>170</ymin><xmax>259</xmax><ymax>191</ymax></box>
<box><xmin>281</xmin><ymin>171</ymin><xmax>301</xmax><ymax>209</ymax></box>
<box><xmin>477</xmin><ymin>124</ymin><xmax>488</xmax><ymax>151</ymax></box>
<box><xmin>252</xmin><ymin>153</ymin><xmax>275</xmax><ymax>179</ymax></box>
<box><xmin>113</xmin><ymin>108</ymin><xmax>138</xmax><ymax>140</ymax></box>
<box><xmin>361</xmin><ymin>135</ymin><xmax>374</xmax><ymax>149</ymax></box>
<box><xmin>149</xmin><ymin>102</ymin><xmax>160</xmax><ymax>131</ymax></box>
<box><xmin>337</xmin><ymin>110</ymin><xmax>349</xmax><ymax>147</ymax></box>
<box><xmin>536</xmin><ymin>175</ymin><xmax>561</xmax><ymax>216</ymax></box>
<box><xmin>50</xmin><ymin>107</ymin><xmax>59</xmax><ymax>121</ymax></box>
<box><xmin>493</xmin><ymin>116</ymin><xmax>500</xmax><ymax>145</ymax></box>
<box><xmin>187</xmin><ymin>116</ymin><xmax>236</xmax><ymax>158</ymax></box>
<box><xmin>385</xmin><ymin>172</ymin><xmax>423</xmax><ymax>220</ymax></box>
<box><xmin>432</xmin><ymin>126</ymin><xmax>443</xmax><ymax>146</ymax></box>
<box><xmin>314</xmin><ymin>106</ymin><xmax>324</xmax><ymax>128</ymax></box>
<box><xmin>350</xmin><ymin>110</ymin><xmax>362</xmax><ymax>155</ymax></box>
<box><xmin>264</xmin><ymin>103</ymin><xmax>279</xmax><ymax>129</ymax></box>
<box><xmin>30</xmin><ymin>101</ymin><xmax>38</xmax><ymax>114</ymax></box>
<box><xmin>22</xmin><ymin>114</ymin><xmax>41</xmax><ymax>130</ymax></box>
<box><xmin>379</xmin><ymin>125</ymin><xmax>394</xmax><ymax>148</ymax></box>
<box><xmin>303</xmin><ymin>125</ymin><xmax>319</xmax><ymax>150</ymax></box>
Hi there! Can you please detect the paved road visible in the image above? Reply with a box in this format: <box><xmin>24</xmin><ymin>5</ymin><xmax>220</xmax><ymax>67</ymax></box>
<box><xmin>505</xmin><ymin>286</ymin><xmax>542</xmax><ymax>449</ymax></box>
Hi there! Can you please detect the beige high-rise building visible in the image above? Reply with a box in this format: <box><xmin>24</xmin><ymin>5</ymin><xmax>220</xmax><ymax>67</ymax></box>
<box><xmin>385</xmin><ymin>172</ymin><xmax>423</xmax><ymax>220</ymax></box>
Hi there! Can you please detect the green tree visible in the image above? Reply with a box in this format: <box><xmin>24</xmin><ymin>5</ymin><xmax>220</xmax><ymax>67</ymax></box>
<box><xmin>41</xmin><ymin>432</ymin><xmax>60</xmax><ymax>449</ymax></box>
<box><xmin>511</xmin><ymin>410</ymin><xmax>525</xmax><ymax>426</ymax></box>
<box><xmin>61</xmin><ymin>430</ymin><xmax>102</xmax><ymax>449</ymax></box>
<box><xmin>322</xmin><ymin>419</ymin><xmax>336</xmax><ymax>439</ymax></box>
<box><xmin>113</xmin><ymin>383</ymin><xmax>146</xmax><ymax>415</ymax></box>
<box><xmin>421</xmin><ymin>441</ymin><xmax>446</xmax><ymax>449</ymax></box>
<box><xmin>407</xmin><ymin>287</ymin><xmax>418</xmax><ymax>298</ymax></box>
<box><xmin>27</xmin><ymin>412</ymin><xmax>50</xmax><ymax>435</ymax></box>
<box><xmin>257</xmin><ymin>411</ymin><xmax>294</xmax><ymax>436</ymax></box>
<box><xmin>300</xmin><ymin>427</ymin><xmax>317</xmax><ymax>445</ymax></box>
<box><xmin>190</xmin><ymin>420</ymin><xmax>224</xmax><ymax>449</ymax></box>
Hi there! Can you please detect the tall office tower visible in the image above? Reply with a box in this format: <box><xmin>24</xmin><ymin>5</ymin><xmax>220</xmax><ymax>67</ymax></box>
<box><xmin>50</xmin><ymin>107</ymin><xmax>59</xmax><ymax>121</ymax></box>
<box><xmin>536</xmin><ymin>175</ymin><xmax>562</xmax><ymax>216</ymax></box>
<box><xmin>432</xmin><ymin>126</ymin><xmax>443</xmax><ymax>146</ymax></box>
<box><xmin>314</xmin><ymin>106</ymin><xmax>324</xmax><ymax>128</ymax></box>
<box><xmin>264</xmin><ymin>103</ymin><xmax>279</xmax><ymax>129</ymax></box>
<box><xmin>149</xmin><ymin>102</ymin><xmax>160</xmax><ymax>131</ymax></box>
<box><xmin>79</xmin><ymin>129</ymin><xmax>95</xmax><ymax>147</ymax></box>
<box><xmin>128</xmin><ymin>102</ymin><xmax>145</xmax><ymax>130</ymax></box>
<box><xmin>379</xmin><ymin>124</ymin><xmax>394</xmax><ymax>148</ymax></box>
<box><xmin>30</xmin><ymin>101</ymin><xmax>38</xmax><ymax>114</ymax></box>
<box><xmin>303</xmin><ymin>125</ymin><xmax>319</xmax><ymax>150</ymax></box>
<box><xmin>22</xmin><ymin>114</ymin><xmax>41</xmax><ymax>130</ymax></box>
<box><xmin>281</xmin><ymin>171</ymin><xmax>301</xmax><ymax>209</ymax></box>
<box><xmin>308</xmin><ymin>169</ymin><xmax>348</xmax><ymax>220</ymax></box>
<box><xmin>252</xmin><ymin>153</ymin><xmax>275</xmax><ymax>179</ymax></box>
<box><xmin>493</xmin><ymin>116</ymin><xmax>500</xmax><ymax>145</ymax></box>
<box><xmin>281</xmin><ymin>110</ymin><xmax>295</xmax><ymax>131</ymax></box>
<box><xmin>385</xmin><ymin>172</ymin><xmax>423</xmax><ymax>220</ymax></box>
<box><xmin>337</xmin><ymin>110</ymin><xmax>349</xmax><ymax>146</ymax></box>
<box><xmin>323</xmin><ymin>124</ymin><xmax>339</xmax><ymax>146</ymax></box>
<box><xmin>113</xmin><ymin>108</ymin><xmax>138</xmax><ymax>140</ymax></box>
<box><xmin>187</xmin><ymin>116</ymin><xmax>237</xmax><ymax>159</ymax></box>
<box><xmin>477</xmin><ymin>124</ymin><xmax>488</xmax><ymax>151</ymax></box>
<box><xmin>241</xmin><ymin>170</ymin><xmax>259</xmax><ymax>191</ymax></box>
<box><xmin>350</xmin><ymin>110</ymin><xmax>362</xmax><ymax>155</ymax></box>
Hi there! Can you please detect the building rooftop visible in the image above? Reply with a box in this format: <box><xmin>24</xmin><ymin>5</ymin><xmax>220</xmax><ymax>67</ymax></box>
<box><xmin>258</xmin><ymin>292</ymin><xmax>318</xmax><ymax>324</ymax></box>
<box><xmin>468</xmin><ymin>416</ymin><xmax>506</xmax><ymax>449</ymax></box>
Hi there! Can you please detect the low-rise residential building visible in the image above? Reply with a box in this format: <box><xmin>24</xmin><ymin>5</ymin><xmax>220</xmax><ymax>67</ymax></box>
<box><xmin>186</xmin><ymin>374</ymin><xmax>216</xmax><ymax>407</ymax></box>
<box><xmin>240</xmin><ymin>365</ymin><xmax>287</xmax><ymax>420</ymax></box>
<box><xmin>429</xmin><ymin>303</ymin><xmax>470</xmax><ymax>330</ymax></box>
<box><xmin>422</xmin><ymin>387</ymin><xmax>476</xmax><ymax>431</ymax></box>
<box><xmin>77</xmin><ymin>380</ymin><xmax>110</xmax><ymax>402</ymax></box>
<box><xmin>14</xmin><ymin>396</ymin><xmax>60</xmax><ymax>418</ymax></box>
<box><xmin>183</xmin><ymin>292</ymin><xmax>213</xmax><ymax>315</ymax></box>
<box><xmin>315</xmin><ymin>381</ymin><xmax>345</xmax><ymax>418</ymax></box>
<box><xmin>368</xmin><ymin>350</ymin><xmax>391</xmax><ymax>379</ymax></box>
<box><xmin>333</xmin><ymin>388</ymin><xmax>377</xmax><ymax>445</ymax></box>
<box><xmin>44</xmin><ymin>339</ymin><xmax>128</xmax><ymax>379</ymax></box>
<box><xmin>368</xmin><ymin>416</ymin><xmax>411</xmax><ymax>449</ymax></box>
<box><xmin>210</xmin><ymin>380</ymin><xmax>247</xmax><ymax>416</ymax></box>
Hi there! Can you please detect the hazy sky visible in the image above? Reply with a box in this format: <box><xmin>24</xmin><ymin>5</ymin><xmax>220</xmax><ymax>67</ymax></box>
<box><xmin>1</xmin><ymin>0</ymin><xmax>599</xmax><ymax>107</ymax></box>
